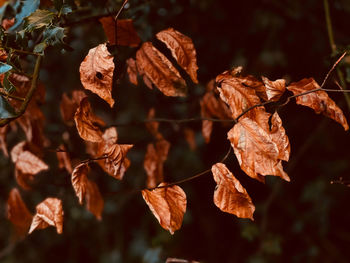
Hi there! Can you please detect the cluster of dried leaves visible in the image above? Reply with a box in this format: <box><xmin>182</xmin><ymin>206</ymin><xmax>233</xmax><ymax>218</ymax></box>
<box><xmin>4</xmin><ymin>13</ymin><xmax>349</xmax><ymax>240</ymax></box>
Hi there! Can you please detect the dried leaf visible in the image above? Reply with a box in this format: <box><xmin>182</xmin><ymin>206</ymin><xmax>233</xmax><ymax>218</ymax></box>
<box><xmin>287</xmin><ymin>78</ymin><xmax>349</xmax><ymax>130</ymax></box>
<box><xmin>228</xmin><ymin>114</ymin><xmax>290</xmax><ymax>182</ymax></box>
<box><xmin>156</xmin><ymin>28</ymin><xmax>198</xmax><ymax>83</ymax></box>
<box><xmin>74</xmin><ymin>97</ymin><xmax>104</xmax><ymax>142</ymax></box>
<box><xmin>71</xmin><ymin>163</ymin><xmax>104</xmax><ymax>220</ymax></box>
<box><xmin>142</xmin><ymin>183</ymin><xmax>186</xmax><ymax>234</ymax></box>
<box><xmin>60</xmin><ymin>90</ymin><xmax>87</xmax><ymax>125</ymax></box>
<box><xmin>15</xmin><ymin>167</ymin><xmax>34</xmax><ymax>191</ymax></box>
<box><xmin>99</xmin><ymin>17</ymin><xmax>141</xmax><ymax>47</ymax></box>
<box><xmin>7</xmin><ymin>188</ymin><xmax>33</xmax><ymax>238</ymax></box>
<box><xmin>183</xmin><ymin>128</ymin><xmax>196</xmax><ymax>150</ymax></box>
<box><xmin>29</xmin><ymin>197</ymin><xmax>64</xmax><ymax>234</ymax></box>
<box><xmin>56</xmin><ymin>144</ymin><xmax>73</xmax><ymax>174</ymax></box>
<box><xmin>79</xmin><ymin>43</ymin><xmax>115</xmax><ymax>107</ymax></box>
<box><xmin>144</xmin><ymin>139</ymin><xmax>171</xmax><ymax>188</ymax></box>
<box><xmin>145</xmin><ymin>108</ymin><xmax>160</xmax><ymax>138</ymax></box>
<box><xmin>97</xmin><ymin>143</ymin><xmax>133</xmax><ymax>180</ymax></box>
<box><xmin>211</xmin><ymin>163</ymin><xmax>255</xmax><ymax>220</ymax></box>
<box><xmin>136</xmin><ymin>42</ymin><xmax>187</xmax><ymax>97</ymax></box>
<box><xmin>126</xmin><ymin>58</ymin><xmax>138</xmax><ymax>85</ymax></box>
<box><xmin>0</xmin><ymin>125</ymin><xmax>9</xmax><ymax>157</ymax></box>
<box><xmin>216</xmin><ymin>73</ymin><xmax>264</xmax><ymax>121</ymax></box>
<box><xmin>261</xmin><ymin>76</ymin><xmax>286</xmax><ymax>101</ymax></box>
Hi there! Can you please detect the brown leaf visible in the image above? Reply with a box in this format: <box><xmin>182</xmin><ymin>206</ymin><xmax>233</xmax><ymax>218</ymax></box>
<box><xmin>99</xmin><ymin>17</ymin><xmax>141</xmax><ymax>47</ymax></box>
<box><xmin>97</xmin><ymin>143</ymin><xmax>133</xmax><ymax>180</ymax></box>
<box><xmin>211</xmin><ymin>163</ymin><xmax>255</xmax><ymax>220</ymax></box>
<box><xmin>71</xmin><ymin>163</ymin><xmax>104</xmax><ymax>220</ymax></box>
<box><xmin>156</xmin><ymin>28</ymin><xmax>198</xmax><ymax>83</ymax></box>
<box><xmin>144</xmin><ymin>139</ymin><xmax>171</xmax><ymax>188</ymax></box>
<box><xmin>6</xmin><ymin>188</ymin><xmax>33</xmax><ymax>238</ymax></box>
<box><xmin>145</xmin><ymin>108</ymin><xmax>160</xmax><ymax>138</ymax></box>
<box><xmin>15</xmin><ymin>168</ymin><xmax>34</xmax><ymax>191</ymax></box>
<box><xmin>261</xmin><ymin>76</ymin><xmax>286</xmax><ymax>101</ymax></box>
<box><xmin>126</xmin><ymin>58</ymin><xmax>138</xmax><ymax>85</ymax></box>
<box><xmin>270</xmin><ymin>112</ymin><xmax>290</xmax><ymax>162</ymax></box>
<box><xmin>74</xmin><ymin>97</ymin><xmax>105</xmax><ymax>142</ymax></box>
<box><xmin>216</xmin><ymin>73</ymin><xmax>264</xmax><ymax>121</ymax></box>
<box><xmin>56</xmin><ymin>144</ymin><xmax>73</xmax><ymax>174</ymax></box>
<box><xmin>79</xmin><ymin>43</ymin><xmax>115</xmax><ymax>107</ymax></box>
<box><xmin>228</xmin><ymin>113</ymin><xmax>290</xmax><ymax>182</ymax></box>
<box><xmin>142</xmin><ymin>183</ymin><xmax>186</xmax><ymax>234</ymax></box>
<box><xmin>183</xmin><ymin>128</ymin><xmax>196</xmax><ymax>150</ymax></box>
<box><xmin>29</xmin><ymin>197</ymin><xmax>64</xmax><ymax>234</ymax></box>
<box><xmin>287</xmin><ymin>78</ymin><xmax>349</xmax><ymax>130</ymax></box>
<box><xmin>136</xmin><ymin>42</ymin><xmax>187</xmax><ymax>97</ymax></box>
<box><xmin>0</xmin><ymin>125</ymin><xmax>9</xmax><ymax>157</ymax></box>
<box><xmin>60</xmin><ymin>90</ymin><xmax>87</xmax><ymax>125</ymax></box>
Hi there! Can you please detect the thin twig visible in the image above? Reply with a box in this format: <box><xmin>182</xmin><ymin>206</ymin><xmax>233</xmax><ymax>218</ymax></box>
<box><xmin>320</xmin><ymin>52</ymin><xmax>347</xmax><ymax>88</ymax></box>
<box><xmin>147</xmin><ymin>147</ymin><xmax>232</xmax><ymax>191</ymax></box>
<box><xmin>80</xmin><ymin>155</ymin><xmax>108</xmax><ymax>164</ymax></box>
<box><xmin>10</xmin><ymin>48</ymin><xmax>40</xmax><ymax>56</ymax></box>
<box><xmin>0</xmin><ymin>91</ymin><xmax>25</xmax><ymax>101</ymax></box>
<box><xmin>115</xmin><ymin>0</ymin><xmax>129</xmax><ymax>20</ymax></box>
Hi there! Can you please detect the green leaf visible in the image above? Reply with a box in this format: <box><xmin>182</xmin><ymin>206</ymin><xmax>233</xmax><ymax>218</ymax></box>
<box><xmin>9</xmin><ymin>0</ymin><xmax>40</xmax><ymax>31</ymax></box>
<box><xmin>0</xmin><ymin>62</ymin><xmax>12</xmax><ymax>74</ymax></box>
<box><xmin>25</xmin><ymin>9</ymin><xmax>56</xmax><ymax>32</ymax></box>
<box><xmin>3</xmin><ymin>72</ymin><xmax>16</xmax><ymax>93</ymax></box>
<box><xmin>0</xmin><ymin>96</ymin><xmax>17</xmax><ymax>119</ymax></box>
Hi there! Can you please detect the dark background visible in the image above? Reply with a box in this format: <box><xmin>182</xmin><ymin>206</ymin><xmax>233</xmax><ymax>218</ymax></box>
<box><xmin>1</xmin><ymin>0</ymin><xmax>350</xmax><ymax>262</ymax></box>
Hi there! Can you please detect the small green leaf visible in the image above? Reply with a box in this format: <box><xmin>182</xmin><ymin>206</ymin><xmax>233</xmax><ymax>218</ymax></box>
<box><xmin>25</xmin><ymin>9</ymin><xmax>56</xmax><ymax>32</ymax></box>
<box><xmin>9</xmin><ymin>0</ymin><xmax>40</xmax><ymax>31</ymax></box>
<box><xmin>0</xmin><ymin>62</ymin><xmax>12</xmax><ymax>74</ymax></box>
<box><xmin>0</xmin><ymin>96</ymin><xmax>17</xmax><ymax>119</ymax></box>
<box><xmin>3</xmin><ymin>73</ymin><xmax>16</xmax><ymax>93</ymax></box>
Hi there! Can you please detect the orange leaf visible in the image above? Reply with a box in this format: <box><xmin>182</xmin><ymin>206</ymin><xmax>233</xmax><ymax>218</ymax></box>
<box><xmin>74</xmin><ymin>97</ymin><xmax>105</xmax><ymax>142</ymax></box>
<box><xmin>136</xmin><ymin>42</ymin><xmax>187</xmax><ymax>97</ymax></box>
<box><xmin>144</xmin><ymin>139</ymin><xmax>171</xmax><ymax>188</ymax></box>
<box><xmin>126</xmin><ymin>58</ymin><xmax>138</xmax><ymax>85</ymax></box>
<box><xmin>60</xmin><ymin>90</ymin><xmax>87</xmax><ymax>125</ymax></box>
<box><xmin>156</xmin><ymin>28</ymin><xmax>198</xmax><ymax>83</ymax></box>
<box><xmin>6</xmin><ymin>188</ymin><xmax>33</xmax><ymax>238</ymax></box>
<box><xmin>261</xmin><ymin>76</ymin><xmax>286</xmax><ymax>102</ymax></box>
<box><xmin>79</xmin><ymin>43</ymin><xmax>115</xmax><ymax>107</ymax></box>
<box><xmin>142</xmin><ymin>183</ymin><xmax>186</xmax><ymax>234</ymax></box>
<box><xmin>145</xmin><ymin>108</ymin><xmax>161</xmax><ymax>139</ymax></box>
<box><xmin>29</xmin><ymin>197</ymin><xmax>64</xmax><ymax>234</ymax></box>
<box><xmin>211</xmin><ymin>163</ymin><xmax>255</xmax><ymax>220</ymax></box>
<box><xmin>71</xmin><ymin>163</ymin><xmax>104</xmax><ymax>220</ymax></box>
<box><xmin>183</xmin><ymin>128</ymin><xmax>196</xmax><ymax>150</ymax></box>
<box><xmin>56</xmin><ymin>144</ymin><xmax>73</xmax><ymax>174</ymax></box>
<box><xmin>99</xmin><ymin>17</ymin><xmax>141</xmax><ymax>47</ymax></box>
<box><xmin>0</xmin><ymin>125</ymin><xmax>9</xmax><ymax>157</ymax></box>
<box><xmin>287</xmin><ymin>78</ymin><xmax>349</xmax><ymax>130</ymax></box>
<box><xmin>228</xmin><ymin>113</ymin><xmax>290</xmax><ymax>182</ymax></box>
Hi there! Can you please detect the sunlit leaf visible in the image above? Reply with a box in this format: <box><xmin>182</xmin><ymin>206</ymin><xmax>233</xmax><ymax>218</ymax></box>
<box><xmin>25</xmin><ymin>9</ymin><xmax>56</xmax><ymax>31</ymax></box>
<box><xmin>142</xmin><ymin>183</ymin><xmax>187</xmax><ymax>234</ymax></box>
<box><xmin>261</xmin><ymin>76</ymin><xmax>286</xmax><ymax>102</ymax></box>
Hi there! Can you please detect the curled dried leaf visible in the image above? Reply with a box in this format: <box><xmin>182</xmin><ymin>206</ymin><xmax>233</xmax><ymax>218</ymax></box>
<box><xmin>183</xmin><ymin>128</ymin><xmax>196</xmax><ymax>150</ymax></box>
<box><xmin>142</xmin><ymin>183</ymin><xmax>187</xmax><ymax>234</ymax></box>
<box><xmin>212</xmin><ymin>163</ymin><xmax>255</xmax><ymax>220</ymax></box>
<box><xmin>74</xmin><ymin>97</ymin><xmax>104</xmax><ymax>142</ymax></box>
<box><xmin>228</xmin><ymin>114</ymin><xmax>290</xmax><ymax>182</ymax></box>
<box><xmin>287</xmin><ymin>78</ymin><xmax>349</xmax><ymax>130</ymax></box>
<box><xmin>261</xmin><ymin>76</ymin><xmax>286</xmax><ymax>102</ymax></box>
<box><xmin>7</xmin><ymin>188</ymin><xmax>33</xmax><ymax>238</ymax></box>
<box><xmin>80</xmin><ymin>43</ymin><xmax>115</xmax><ymax>107</ymax></box>
<box><xmin>56</xmin><ymin>144</ymin><xmax>73</xmax><ymax>174</ymax></box>
<box><xmin>136</xmin><ymin>42</ymin><xmax>187</xmax><ymax>97</ymax></box>
<box><xmin>126</xmin><ymin>58</ymin><xmax>138</xmax><ymax>85</ymax></box>
<box><xmin>99</xmin><ymin>17</ymin><xmax>141</xmax><ymax>47</ymax></box>
<box><xmin>60</xmin><ymin>90</ymin><xmax>87</xmax><ymax>125</ymax></box>
<box><xmin>156</xmin><ymin>28</ymin><xmax>198</xmax><ymax>83</ymax></box>
<box><xmin>29</xmin><ymin>198</ymin><xmax>64</xmax><ymax>234</ymax></box>
<box><xmin>71</xmin><ymin>163</ymin><xmax>104</xmax><ymax>220</ymax></box>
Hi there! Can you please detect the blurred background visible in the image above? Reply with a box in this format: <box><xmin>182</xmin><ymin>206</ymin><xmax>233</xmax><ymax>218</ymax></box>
<box><xmin>1</xmin><ymin>0</ymin><xmax>350</xmax><ymax>262</ymax></box>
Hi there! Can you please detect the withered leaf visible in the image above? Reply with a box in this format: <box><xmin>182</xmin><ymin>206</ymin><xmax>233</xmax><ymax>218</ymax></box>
<box><xmin>7</xmin><ymin>188</ymin><xmax>33</xmax><ymax>238</ymax></box>
<box><xmin>156</xmin><ymin>28</ymin><xmax>198</xmax><ymax>83</ymax></box>
<box><xmin>261</xmin><ymin>76</ymin><xmax>286</xmax><ymax>102</ymax></box>
<box><xmin>126</xmin><ymin>58</ymin><xmax>138</xmax><ymax>85</ymax></box>
<box><xmin>144</xmin><ymin>139</ymin><xmax>171</xmax><ymax>188</ymax></box>
<box><xmin>0</xmin><ymin>125</ymin><xmax>9</xmax><ymax>157</ymax></box>
<box><xmin>217</xmin><ymin>73</ymin><xmax>264</xmax><ymax>121</ymax></box>
<box><xmin>99</xmin><ymin>17</ymin><xmax>141</xmax><ymax>47</ymax></box>
<box><xmin>142</xmin><ymin>183</ymin><xmax>186</xmax><ymax>234</ymax></box>
<box><xmin>29</xmin><ymin>197</ymin><xmax>64</xmax><ymax>234</ymax></box>
<box><xmin>136</xmin><ymin>42</ymin><xmax>187</xmax><ymax>97</ymax></box>
<box><xmin>228</xmin><ymin>113</ymin><xmax>290</xmax><ymax>182</ymax></box>
<box><xmin>211</xmin><ymin>163</ymin><xmax>255</xmax><ymax>220</ymax></box>
<box><xmin>287</xmin><ymin>78</ymin><xmax>349</xmax><ymax>130</ymax></box>
<box><xmin>98</xmin><ymin>143</ymin><xmax>133</xmax><ymax>180</ymax></box>
<box><xmin>79</xmin><ymin>43</ymin><xmax>115</xmax><ymax>107</ymax></box>
<box><xmin>71</xmin><ymin>163</ymin><xmax>104</xmax><ymax>220</ymax></box>
<box><xmin>74</xmin><ymin>97</ymin><xmax>104</xmax><ymax>142</ymax></box>
<box><xmin>183</xmin><ymin>128</ymin><xmax>196</xmax><ymax>151</ymax></box>
<box><xmin>56</xmin><ymin>144</ymin><xmax>73</xmax><ymax>174</ymax></box>
<box><xmin>145</xmin><ymin>108</ymin><xmax>161</xmax><ymax>139</ymax></box>
<box><xmin>60</xmin><ymin>90</ymin><xmax>87</xmax><ymax>125</ymax></box>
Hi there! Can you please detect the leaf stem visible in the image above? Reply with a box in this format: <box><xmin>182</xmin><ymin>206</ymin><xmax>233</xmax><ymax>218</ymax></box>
<box><xmin>10</xmin><ymin>48</ymin><xmax>40</xmax><ymax>56</ymax></box>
